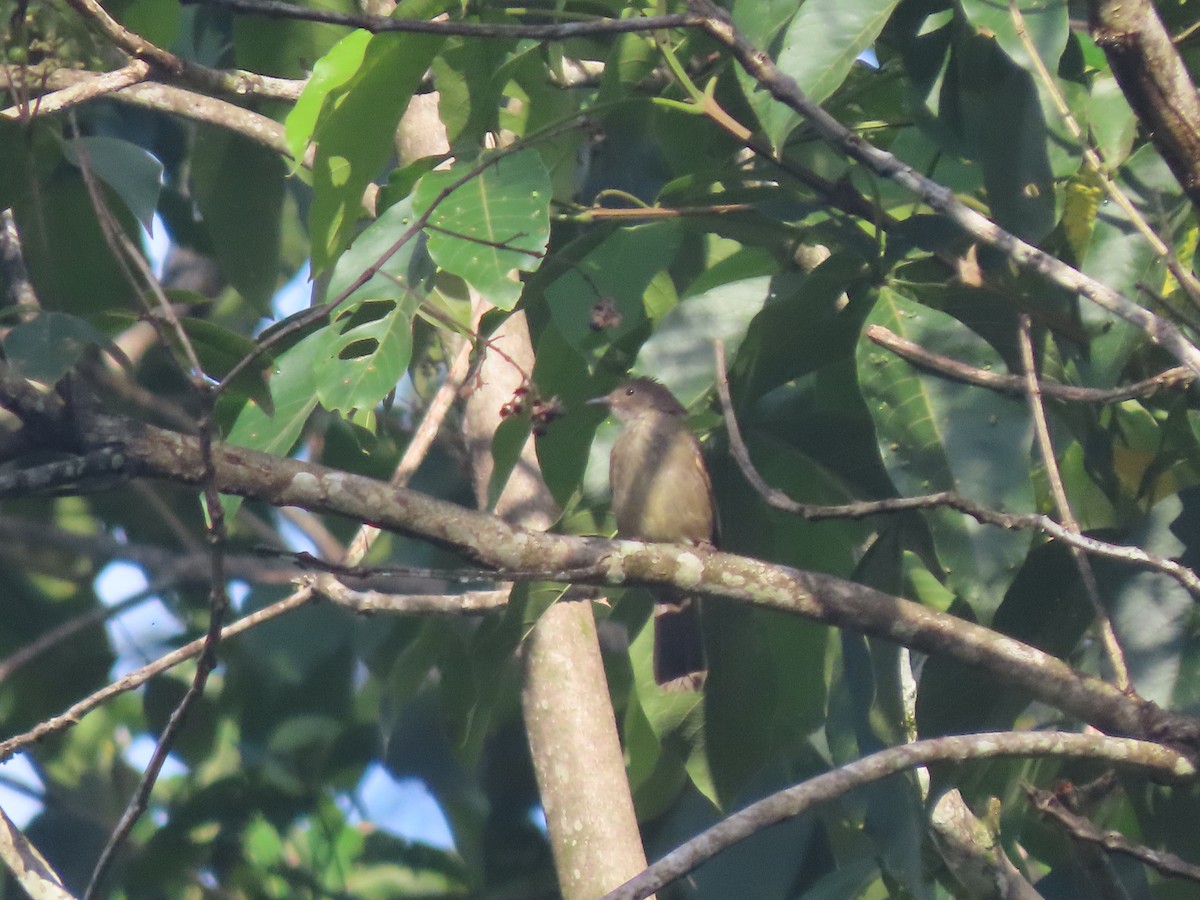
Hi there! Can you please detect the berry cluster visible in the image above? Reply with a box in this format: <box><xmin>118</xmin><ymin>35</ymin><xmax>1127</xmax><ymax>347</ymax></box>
<box><xmin>499</xmin><ymin>383</ymin><xmax>563</xmax><ymax>436</ymax></box>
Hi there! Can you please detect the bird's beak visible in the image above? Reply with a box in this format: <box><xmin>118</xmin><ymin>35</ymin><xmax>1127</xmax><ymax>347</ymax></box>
<box><xmin>586</xmin><ymin>394</ymin><xmax>611</xmax><ymax>407</ymax></box>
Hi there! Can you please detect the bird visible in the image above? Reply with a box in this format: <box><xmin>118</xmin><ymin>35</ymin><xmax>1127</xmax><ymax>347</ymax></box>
<box><xmin>589</xmin><ymin>377</ymin><xmax>715</xmax><ymax>691</ymax></box>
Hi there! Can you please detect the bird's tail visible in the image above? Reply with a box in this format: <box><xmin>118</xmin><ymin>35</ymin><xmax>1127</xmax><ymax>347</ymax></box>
<box><xmin>654</xmin><ymin>593</ymin><xmax>707</xmax><ymax>692</ymax></box>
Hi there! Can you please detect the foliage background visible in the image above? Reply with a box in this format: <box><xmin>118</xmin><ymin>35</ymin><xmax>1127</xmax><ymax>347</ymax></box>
<box><xmin>4</xmin><ymin>0</ymin><xmax>1200</xmax><ymax>897</ymax></box>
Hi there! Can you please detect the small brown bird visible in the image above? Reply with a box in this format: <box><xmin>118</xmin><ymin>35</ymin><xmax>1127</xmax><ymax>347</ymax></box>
<box><xmin>590</xmin><ymin>377</ymin><xmax>715</xmax><ymax>691</ymax></box>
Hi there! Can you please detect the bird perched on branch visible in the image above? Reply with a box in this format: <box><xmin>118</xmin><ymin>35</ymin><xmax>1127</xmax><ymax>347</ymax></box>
<box><xmin>590</xmin><ymin>377</ymin><xmax>715</xmax><ymax>691</ymax></box>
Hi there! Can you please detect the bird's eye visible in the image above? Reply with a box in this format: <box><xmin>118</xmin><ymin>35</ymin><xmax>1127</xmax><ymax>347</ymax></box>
<box><xmin>625</xmin><ymin>387</ymin><xmax>636</xmax><ymax>396</ymax></box>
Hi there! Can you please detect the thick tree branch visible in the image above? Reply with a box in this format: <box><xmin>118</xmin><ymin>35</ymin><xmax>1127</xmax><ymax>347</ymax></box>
<box><xmin>1089</xmin><ymin>0</ymin><xmax>1200</xmax><ymax>211</ymax></box>
<box><xmin>462</xmin><ymin>301</ymin><xmax>649</xmax><ymax>899</ymax></box>
<box><xmin>930</xmin><ymin>790</ymin><xmax>1041</xmax><ymax>900</ymax></box>
<box><xmin>62</xmin><ymin>0</ymin><xmax>306</xmax><ymax>99</ymax></box>
<box><xmin>32</xmin><ymin>407</ymin><xmax>1193</xmax><ymax>749</ymax></box>
<box><xmin>603</xmin><ymin>732</ymin><xmax>1194</xmax><ymax>900</ymax></box>
<box><xmin>0</xmin><ymin>806</ymin><xmax>70</xmax><ymax>900</ymax></box>
<box><xmin>0</xmin><ymin>60</ymin><xmax>151</xmax><ymax>119</ymax></box>
<box><xmin>0</xmin><ymin>69</ymin><xmax>302</xmax><ymax>158</ymax></box>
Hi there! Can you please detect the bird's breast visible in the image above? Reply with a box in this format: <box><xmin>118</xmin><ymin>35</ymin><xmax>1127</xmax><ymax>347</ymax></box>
<box><xmin>610</xmin><ymin>418</ymin><xmax>713</xmax><ymax>544</ymax></box>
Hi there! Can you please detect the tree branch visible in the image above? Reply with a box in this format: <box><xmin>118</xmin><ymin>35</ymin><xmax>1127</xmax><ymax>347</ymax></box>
<box><xmin>1027</xmin><ymin>784</ymin><xmax>1200</xmax><ymax>883</ymax></box>
<box><xmin>192</xmin><ymin>0</ymin><xmax>703</xmax><ymax>39</ymax></box>
<box><xmin>1089</xmin><ymin>0</ymin><xmax>1200</xmax><ymax>212</ymax></box>
<box><xmin>602</xmin><ymin>732</ymin><xmax>1194</xmax><ymax>900</ymax></box>
<box><xmin>713</xmin><ymin>342</ymin><xmax>1200</xmax><ymax>597</ymax></box>
<box><xmin>0</xmin><ymin>60</ymin><xmax>151</xmax><ymax>119</ymax></box>
<box><xmin>866</xmin><ymin>325</ymin><xmax>1195</xmax><ymax>403</ymax></box>
<box><xmin>687</xmin><ymin>0</ymin><xmax>1200</xmax><ymax>378</ymax></box>
<box><xmin>36</xmin><ymin>407</ymin><xmax>1195</xmax><ymax>748</ymax></box>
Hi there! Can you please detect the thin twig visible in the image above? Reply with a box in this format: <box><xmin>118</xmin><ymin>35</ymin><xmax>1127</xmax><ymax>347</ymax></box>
<box><xmin>866</xmin><ymin>324</ymin><xmax>1194</xmax><ymax>402</ymax></box>
<box><xmin>67</xmin><ymin>118</ymin><xmax>204</xmax><ymax>383</ymax></box>
<box><xmin>712</xmin><ymin>342</ymin><xmax>1200</xmax><ymax>596</ymax></box>
<box><xmin>0</xmin><ymin>582</ymin><xmax>169</xmax><ymax>685</ymax></box>
<box><xmin>192</xmin><ymin>0</ymin><xmax>702</xmax><ymax>39</ymax></box>
<box><xmin>312</xmin><ymin>577</ymin><xmax>509</xmax><ymax>614</ymax></box>
<box><xmin>1008</xmin><ymin>0</ymin><xmax>1200</xmax><ymax>313</ymax></box>
<box><xmin>0</xmin><ymin>589</ymin><xmax>313</xmax><ymax>764</ymax></box>
<box><xmin>1027</xmin><ymin>786</ymin><xmax>1200</xmax><ymax>883</ymax></box>
<box><xmin>1016</xmin><ymin>315</ymin><xmax>1130</xmax><ymax>689</ymax></box>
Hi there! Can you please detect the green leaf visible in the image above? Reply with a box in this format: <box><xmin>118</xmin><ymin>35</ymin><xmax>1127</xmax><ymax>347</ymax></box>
<box><xmin>955</xmin><ymin>33</ymin><xmax>1056</xmax><ymax>242</ymax></box>
<box><xmin>797</xmin><ymin>860</ymin><xmax>881</xmax><ymax>900</ymax></box>
<box><xmin>223</xmin><ymin>328</ymin><xmax>323</xmax><ymax>457</ymax></box>
<box><xmin>737</xmin><ymin>254</ymin><xmax>872</xmax><ymax>394</ymax></box>
<box><xmin>12</xmin><ymin>168</ymin><xmax>139</xmax><ymax>313</ymax></box>
<box><xmin>487</xmin><ymin>416</ymin><xmax>532</xmax><ymax>510</ymax></box>
<box><xmin>543</xmin><ymin>221</ymin><xmax>683</xmax><ymax>361</ymax></box>
<box><xmin>704</xmin><ymin>602</ymin><xmax>828</xmax><ymax>805</ymax></box>
<box><xmin>61</xmin><ymin>135</ymin><xmax>162</xmax><ymax>231</ymax></box>
<box><xmin>632</xmin><ymin>275</ymin><xmax>773</xmax><ymax>408</ymax></box>
<box><xmin>1107</xmin><ymin>497</ymin><xmax>1190</xmax><ymax>708</ymax></box>
<box><xmin>957</xmin><ymin>0</ymin><xmax>1081</xmax><ymax>181</ymax></box>
<box><xmin>1086</xmin><ymin>69</ymin><xmax>1137</xmax><ymax>170</ymax></box>
<box><xmin>285</xmin><ymin>28</ymin><xmax>372</xmax><ymax>171</ymax></box>
<box><xmin>430</xmin><ymin>35</ymin><xmax>513</xmax><ymax>148</ymax></box>
<box><xmin>234</xmin><ymin>0</ymin><xmax>355</xmax><ymax>79</ymax></box>
<box><xmin>170</xmin><ymin>317</ymin><xmax>265</xmax><ymax>382</ymax></box>
<box><xmin>736</xmin><ymin>0</ymin><xmax>900</xmax><ymax>149</ymax></box>
<box><xmin>624</xmin><ymin>689</ymin><xmax>689</xmax><ymax>819</ymax></box>
<box><xmin>631</xmin><ymin>613</ymin><xmax>717</xmax><ymax>806</ymax></box>
<box><xmin>413</xmin><ymin>150</ymin><xmax>552</xmax><ymax>309</ymax></box>
<box><xmin>958</xmin><ymin>0</ymin><xmax>1068</xmax><ymax>73</ymax></box>
<box><xmin>917</xmin><ymin>540</ymin><xmax>1092</xmax><ymax>738</ymax></box>
<box><xmin>732</xmin><ymin>0</ymin><xmax>804</xmax><ymax>151</ymax></box>
<box><xmin>323</xmin><ymin>193</ymin><xmax>430</xmax><ymax>307</ymax></box>
<box><xmin>192</xmin><ymin>127</ymin><xmax>286</xmax><ymax>310</ymax></box>
<box><xmin>306</xmin><ymin>193</ymin><xmax>432</xmax><ymax>423</ymax></box>
<box><xmin>107</xmin><ymin>0</ymin><xmax>182</xmax><ymax>49</ymax></box>
<box><xmin>856</xmin><ymin>288</ymin><xmax>1034</xmax><ymax>620</ymax></box>
<box><xmin>314</xmin><ymin>299</ymin><xmax>416</xmax><ymax>422</ymax></box>
<box><xmin>777</xmin><ymin>0</ymin><xmax>900</xmax><ymax>106</ymax></box>
<box><xmin>308</xmin><ymin>3</ymin><xmax>446</xmax><ymax>271</ymax></box>
<box><xmin>3</xmin><ymin>312</ymin><xmax>117</xmax><ymax>384</ymax></box>
<box><xmin>1077</xmin><ymin>145</ymin><xmax>1185</xmax><ymax>386</ymax></box>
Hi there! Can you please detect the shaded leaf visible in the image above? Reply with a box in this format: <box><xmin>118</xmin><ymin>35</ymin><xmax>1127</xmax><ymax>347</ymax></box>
<box><xmin>857</xmin><ymin>288</ymin><xmax>1034</xmax><ymax>620</ymax></box>
<box><xmin>4</xmin><ymin>312</ymin><xmax>116</xmax><ymax>383</ymax></box>
<box><xmin>62</xmin><ymin>135</ymin><xmax>162</xmax><ymax>231</ymax></box>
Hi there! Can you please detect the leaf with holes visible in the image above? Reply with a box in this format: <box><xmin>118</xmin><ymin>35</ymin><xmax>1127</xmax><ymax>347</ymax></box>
<box><xmin>315</xmin><ymin>297</ymin><xmax>418</xmax><ymax>419</ymax></box>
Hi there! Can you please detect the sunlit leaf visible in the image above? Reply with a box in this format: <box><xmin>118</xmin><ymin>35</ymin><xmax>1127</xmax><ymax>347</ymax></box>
<box><xmin>414</xmin><ymin>150</ymin><xmax>552</xmax><ymax>309</ymax></box>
